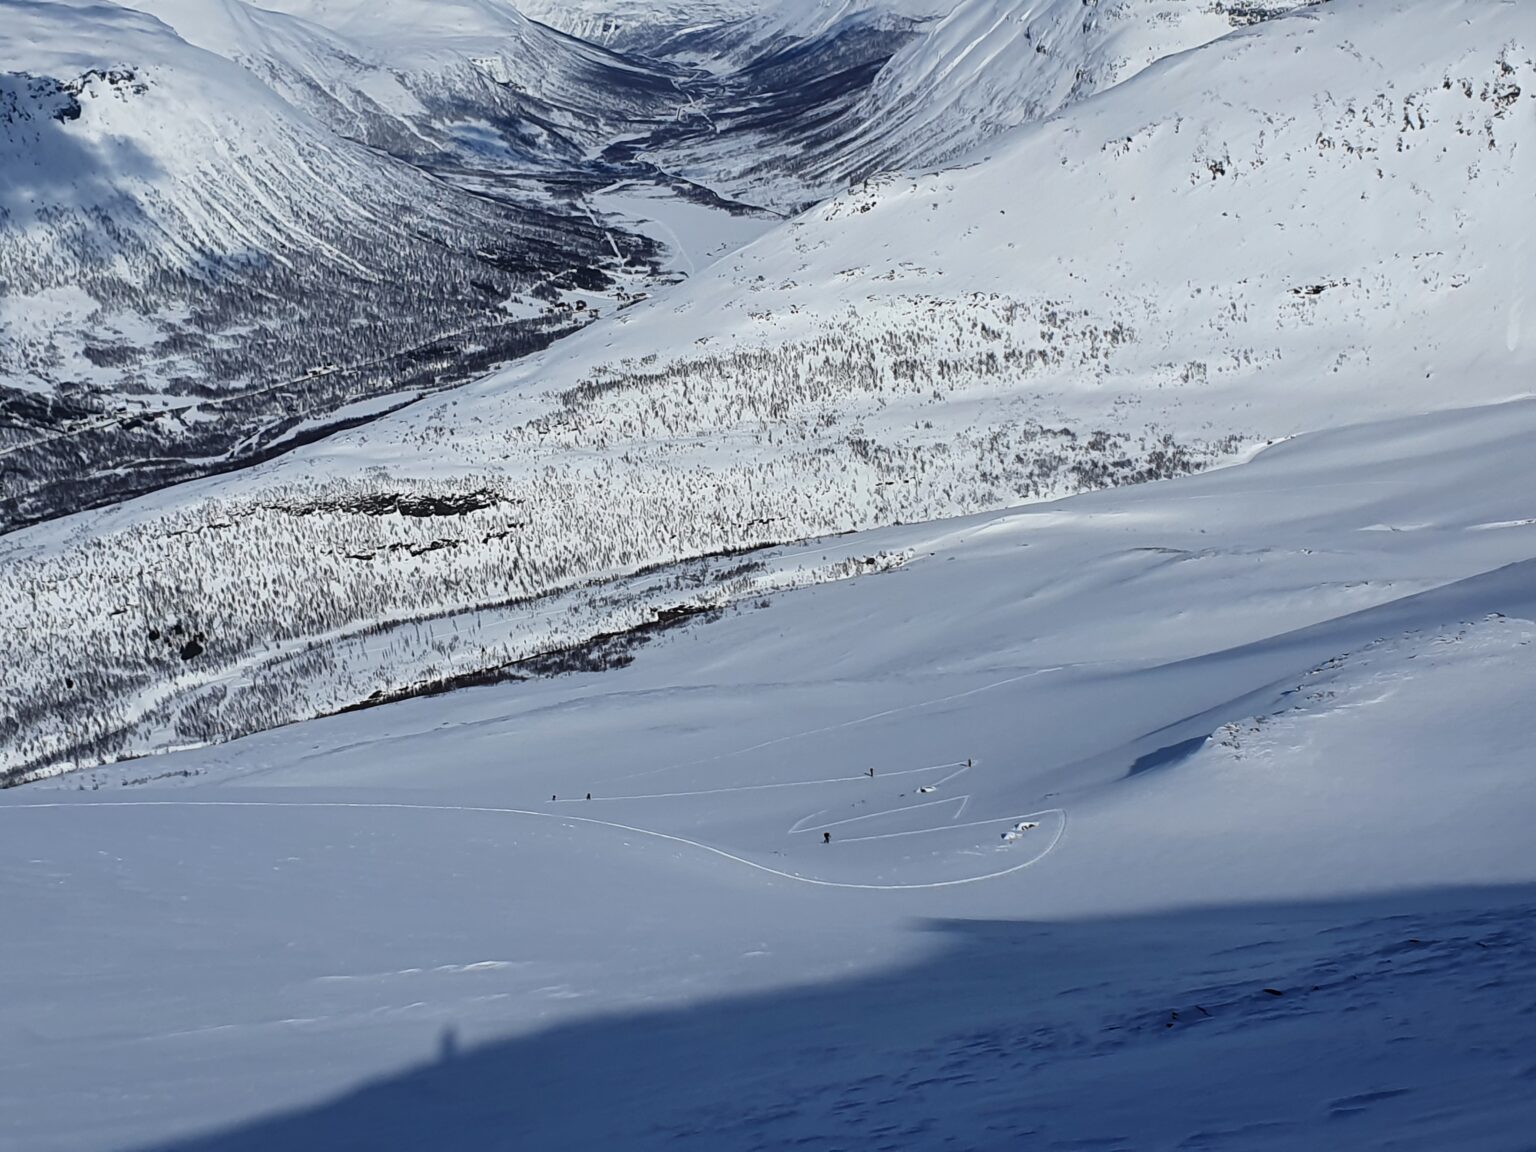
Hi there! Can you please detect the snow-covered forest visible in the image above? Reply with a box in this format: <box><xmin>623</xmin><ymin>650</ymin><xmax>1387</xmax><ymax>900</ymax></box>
<box><xmin>5</xmin><ymin>0</ymin><xmax>1530</xmax><ymax>782</ymax></box>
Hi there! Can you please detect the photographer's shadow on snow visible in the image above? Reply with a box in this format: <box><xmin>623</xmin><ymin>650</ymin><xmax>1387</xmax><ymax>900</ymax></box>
<box><xmin>129</xmin><ymin>885</ymin><xmax>1536</xmax><ymax>1152</ymax></box>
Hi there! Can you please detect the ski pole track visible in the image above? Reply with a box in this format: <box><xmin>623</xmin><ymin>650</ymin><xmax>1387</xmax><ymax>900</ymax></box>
<box><xmin>785</xmin><ymin>759</ymin><xmax>980</xmax><ymax>836</ymax></box>
<box><xmin>833</xmin><ymin>810</ymin><xmax>1053</xmax><ymax>845</ymax></box>
<box><xmin>0</xmin><ymin>799</ymin><xmax>1068</xmax><ymax>891</ymax></box>
<box><xmin>788</xmin><ymin>795</ymin><xmax>969</xmax><ymax>836</ymax></box>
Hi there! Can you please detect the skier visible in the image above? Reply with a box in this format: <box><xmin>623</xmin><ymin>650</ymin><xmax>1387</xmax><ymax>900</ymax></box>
<box><xmin>586</xmin><ymin>792</ymin><xmax>591</xmax><ymax>800</ymax></box>
<box><xmin>823</xmin><ymin>831</ymin><xmax>831</xmax><ymax>844</ymax></box>
<box><xmin>867</xmin><ymin>767</ymin><xmax>875</xmax><ymax>778</ymax></box>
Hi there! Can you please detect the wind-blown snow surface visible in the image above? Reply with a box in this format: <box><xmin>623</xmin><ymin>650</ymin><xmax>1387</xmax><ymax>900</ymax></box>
<box><xmin>5</xmin><ymin>394</ymin><xmax>1536</xmax><ymax>1150</ymax></box>
<box><xmin>4</xmin><ymin>0</ymin><xmax>1533</xmax><ymax>784</ymax></box>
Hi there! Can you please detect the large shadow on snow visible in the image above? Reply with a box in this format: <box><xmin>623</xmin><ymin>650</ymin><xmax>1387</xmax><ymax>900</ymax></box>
<box><xmin>128</xmin><ymin>884</ymin><xmax>1536</xmax><ymax>1152</ymax></box>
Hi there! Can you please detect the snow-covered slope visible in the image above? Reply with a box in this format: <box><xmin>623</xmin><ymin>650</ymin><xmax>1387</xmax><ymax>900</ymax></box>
<box><xmin>513</xmin><ymin>0</ymin><xmax>949</xmax><ymax>63</ymax></box>
<box><xmin>124</xmin><ymin>0</ymin><xmax>681</xmax><ymax>163</ymax></box>
<box><xmin>5</xmin><ymin>389</ymin><xmax>1536</xmax><ymax>1151</ymax></box>
<box><xmin>111</xmin><ymin>0</ymin><xmax>434</xmax><ymax>156</ymax></box>
<box><xmin>0</xmin><ymin>0</ymin><xmax>653</xmax><ymax>529</ymax></box>
<box><xmin>807</xmin><ymin>0</ymin><xmax>1327</xmax><ymax>188</ymax></box>
<box><xmin>3</xmin><ymin>0</ymin><xmax>1532</xmax><ymax>783</ymax></box>
<box><xmin>653</xmin><ymin>0</ymin><xmax>1325</xmax><ymax>210</ymax></box>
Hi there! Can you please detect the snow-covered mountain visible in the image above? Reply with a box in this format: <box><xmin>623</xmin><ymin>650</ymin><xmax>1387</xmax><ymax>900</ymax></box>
<box><xmin>4</xmin><ymin>0</ymin><xmax>954</xmax><ymax>534</ymax></box>
<box><xmin>650</xmin><ymin>0</ymin><xmax>1326</xmax><ymax>210</ymax></box>
<box><xmin>802</xmin><ymin>0</ymin><xmax>1329</xmax><ymax>192</ymax></box>
<box><xmin>131</xmin><ymin>0</ymin><xmax>684</xmax><ymax>162</ymax></box>
<box><xmin>513</xmin><ymin>0</ymin><xmax>949</xmax><ymax>64</ymax></box>
<box><xmin>4</xmin><ymin>0</ymin><xmax>1531</xmax><ymax>784</ymax></box>
<box><xmin>7</xmin><ymin>3</ymin><xmax>1536</xmax><ymax>1149</ymax></box>
<box><xmin>0</xmin><ymin>0</ymin><xmax>669</xmax><ymax>530</ymax></box>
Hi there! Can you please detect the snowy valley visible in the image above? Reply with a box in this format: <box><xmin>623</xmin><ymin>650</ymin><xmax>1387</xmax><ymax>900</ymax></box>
<box><xmin>3</xmin><ymin>1</ymin><xmax>1535</xmax><ymax>1150</ymax></box>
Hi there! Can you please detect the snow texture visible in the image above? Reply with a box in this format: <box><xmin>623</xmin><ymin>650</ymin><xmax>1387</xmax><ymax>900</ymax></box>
<box><xmin>4</xmin><ymin>3</ymin><xmax>1536</xmax><ymax>1149</ymax></box>
<box><xmin>5</xmin><ymin>392</ymin><xmax>1536</xmax><ymax>1151</ymax></box>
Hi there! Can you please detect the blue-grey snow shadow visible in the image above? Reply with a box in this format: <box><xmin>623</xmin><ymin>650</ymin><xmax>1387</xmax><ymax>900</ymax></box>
<box><xmin>1128</xmin><ymin>734</ymin><xmax>1210</xmax><ymax>777</ymax></box>
<box><xmin>128</xmin><ymin>885</ymin><xmax>1536</xmax><ymax>1152</ymax></box>
<box><xmin>1088</xmin><ymin>556</ymin><xmax>1536</xmax><ymax>785</ymax></box>
<box><xmin>0</xmin><ymin>70</ymin><xmax>165</xmax><ymax>219</ymax></box>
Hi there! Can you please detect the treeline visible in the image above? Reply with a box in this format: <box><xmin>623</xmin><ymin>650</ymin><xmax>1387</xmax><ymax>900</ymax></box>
<box><xmin>0</xmin><ymin>85</ymin><xmax>660</xmax><ymax>530</ymax></box>
<box><xmin>2</xmin><ymin>289</ymin><xmax>1244</xmax><ymax>783</ymax></box>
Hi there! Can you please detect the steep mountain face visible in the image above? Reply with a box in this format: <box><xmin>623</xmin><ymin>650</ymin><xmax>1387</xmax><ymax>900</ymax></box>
<box><xmin>4</xmin><ymin>0</ymin><xmax>1531</xmax><ymax>783</ymax></box>
<box><xmin>652</xmin><ymin>0</ymin><xmax>1329</xmax><ymax>211</ymax></box>
<box><xmin>0</xmin><ymin>0</ymin><xmax>661</xmax><ymax>531</ymax></box>
<box><xmin>512</xmin><ymin>0</ymin><xmax>951</xmax><ymax>65</ymax></box>
<box><xmin>805</xmin><ymin>0</ymin><xmax>1330</xmax><ymax>181</ymax></box>
<box><xmin>512</xmin><ymin>0</ymin><xmax>762</xmax><ymax>57</ymax></box>
<box><xmin>161</xmin><ymin>0</ymin><xmax>686</xmax><ymax>163</ymax></box>
<box><xmin>112</xmin><ymin>0</ymin><xmax>461</xmax><ymax>161</ymax></box>
<box><xmin>3</xmin><ymin>0</ymin><xmax>947</xmax><ymax>537</ymax></box>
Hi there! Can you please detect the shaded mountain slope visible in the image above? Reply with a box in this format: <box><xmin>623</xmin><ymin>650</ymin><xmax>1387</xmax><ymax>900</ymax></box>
<box><xmin>652</xmin><ymin>0</ymin><xmax>1326</xmax><ymax>210</ymax></box>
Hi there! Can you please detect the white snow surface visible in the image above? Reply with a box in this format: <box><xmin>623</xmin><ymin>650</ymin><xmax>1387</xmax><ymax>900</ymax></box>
<box><xmin>5</xmin><ymin>393</ymin><xmax>1536</xmax><ymax>1150</ymax></box>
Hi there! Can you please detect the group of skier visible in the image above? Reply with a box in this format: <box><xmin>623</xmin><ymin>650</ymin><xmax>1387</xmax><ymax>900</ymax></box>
<box><xmin>550</xmin><ymin>758</ymin><xmax>975</xmax><ymax>847</ymax></box>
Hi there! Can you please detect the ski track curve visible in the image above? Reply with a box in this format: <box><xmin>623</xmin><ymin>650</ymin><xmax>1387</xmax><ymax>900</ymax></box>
<box><xmin>0</xmin><ymin>799</ymin><xmax>1068</xmax><ymax>891</ymax></box>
